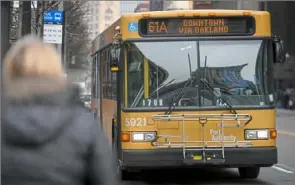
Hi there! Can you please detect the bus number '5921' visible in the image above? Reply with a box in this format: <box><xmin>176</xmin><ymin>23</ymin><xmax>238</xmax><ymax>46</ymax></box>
<box><xmin>125</xmin><ymin>118</ymin><xmax>148</xmax><ymax>127</ymax></box>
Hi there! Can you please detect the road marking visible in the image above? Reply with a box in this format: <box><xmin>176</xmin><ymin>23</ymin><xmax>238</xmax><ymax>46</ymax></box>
<box><xmin>272</xmin><ymin>165</ymin><xmax>294</xmax><ymax>174</ymax></box>
<box><xmin>276</xmin><ymin>164</ymin><xmax>295</xmax><ymax>172</ymax></box>
<box><xmin>277</xmin><ymin>130</ymin><xmax>295</xmax><ymax>137</ymax></box>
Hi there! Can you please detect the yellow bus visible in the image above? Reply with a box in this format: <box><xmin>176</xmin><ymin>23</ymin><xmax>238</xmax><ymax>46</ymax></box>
<box><xmin>90</xmin><ymin>9</ymin><xmax>286</xmax><ymax>180</ymax></box>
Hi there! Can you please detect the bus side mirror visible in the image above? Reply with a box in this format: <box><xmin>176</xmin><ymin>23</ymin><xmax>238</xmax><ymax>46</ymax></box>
<box><xmin>272</xmin><ymin>36</ymin><xmax>287</xmax><ymax>63</ymax></box>
<box><xmin>110</xmin><ymin>47</ymin><xmax>121</xmax><ymax>72</ymax></box>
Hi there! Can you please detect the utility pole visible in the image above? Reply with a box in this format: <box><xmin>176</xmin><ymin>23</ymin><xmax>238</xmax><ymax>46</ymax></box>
<box><xmin>63</xmin><ymin>11</ymin><xmax>67</xmax><ymax>73</ymax></box>
<box><xmin>236</xmin><ymin>0</ymin><xmax>243</xmax><ymax>10</ymax></box>
<box><xmin>1</xmin><ymin>1</ymin><xmax>11</xmax><ymax>64</ymax></box>
<box><xmin>17</xmin><ymin>1</ymin><xmax>23</xmax><ymax>38</ymax></box>
<box><xmin>22</xmin><ymin>1</ymin><xmax>31</xmax><ymax>35</ymax></box>
<box><xmin>17</xmin><ymin>1</ymin><xmax>32</xmax><ymax>37</ymax></box>
<box><xmin>259</xmin><ymin>1</ymin><xmax>267</xmax><ymax>11</ymax></box>
<box><xmin>37</xmin><ymin>1</ymin><xmax>44</xmax><ymax>37</ymax></box>
<box><xmin>57</xmin><ymin>1</ymin><xmax>64</xmax><ymax>70</ymax></box>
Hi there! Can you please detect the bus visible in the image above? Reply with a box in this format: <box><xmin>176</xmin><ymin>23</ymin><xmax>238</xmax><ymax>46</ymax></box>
<box><xmin>90</xmin><ymin>10</ymin><xmax>286</xmax><ymax>180</ymax></box>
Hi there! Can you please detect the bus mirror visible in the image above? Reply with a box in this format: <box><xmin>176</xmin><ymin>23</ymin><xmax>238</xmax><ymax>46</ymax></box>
<box><xmin>272</xmin><ymin>36</ymin><xmax>286</xmax><ymax>63</ymax></box>
<box><xmin>110</xmin><ymin>47</ymin><xmax>120</xmax><ymax>72</ymax></box>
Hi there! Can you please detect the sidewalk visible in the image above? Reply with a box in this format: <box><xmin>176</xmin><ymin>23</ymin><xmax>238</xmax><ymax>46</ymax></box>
<box><xmin>276</xmin><ymin>109</ymin><xmax>295</xmax><ymax>117</ymax></box>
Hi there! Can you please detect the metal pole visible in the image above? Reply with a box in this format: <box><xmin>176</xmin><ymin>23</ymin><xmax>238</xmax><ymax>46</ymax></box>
<box><xmin>259</xmin><ymin>1</ymin><xmax>267</xmax><ymax>11</ymax></box>
<box><xmin>57</xmin><ymin>2</ymin><xmax>63</xmax><ymax>67</ymax></box>
<box><xmin>1</xmin><ymin>1</ymin><xmax>11</xmax><ymax>86</ymax></box>
<box><xmin>1</xmin><ymin>1</ymin><xmax>11</xmax><ymax>63</ymax></box>
<box><xmin>22</xmin><ymin>1</ymin><xmax>31</xmax><ymax>36</ymax></box>
<box><xmin>18</xmin><ymin>1</ymin><xmax>23</xmax><ymax>38</ymax></box>
<box><xmin>63</xmin><ymin>10</ymin><xmax>67</xmax><ymax>73</ymax></box>
<box><xmin>236</xmin><ymin>0</ymin><xmax>243</xmax><ymax>10</ymax></box>
<box><xmin>37</xmin><ymin>1</ymin><xmax>44</xmax><ymax>37</ymax></box>
<box><xmin>264</xmin><ymin>1</ymin><xmax>268</xmax><ymax>10</ymax></box>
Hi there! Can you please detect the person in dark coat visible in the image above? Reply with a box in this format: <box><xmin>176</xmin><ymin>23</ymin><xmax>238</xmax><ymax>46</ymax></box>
<box><xmin>1</xmin><ymin>35</ymin><xmax>119</xmax><ymax>185</ymax></box>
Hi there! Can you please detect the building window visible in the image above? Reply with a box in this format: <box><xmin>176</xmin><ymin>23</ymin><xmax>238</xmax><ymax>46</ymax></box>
<box><xmin>106</xmin><ymin>1</ymin><xmax>113</xmax><ymax>6</ymax></box>
<box><xmin>105</xmin><ymin>16</ymin><xmax>111</xmax><ymax>21</ymax></box>
<box><xmin>105</xmin><ymin>8</ymin><xmax>113</xmax><ymax>14</ymax></box>
<box><xmin>104</xmin><ymin>8</ymin><xmax>113</xmax><ymax>21</ymax></box>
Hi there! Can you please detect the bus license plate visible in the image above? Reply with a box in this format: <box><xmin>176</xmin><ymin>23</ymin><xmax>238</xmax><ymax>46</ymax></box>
<box><xmin>193</xmin><ymin>155</ymin><xmax>202</xmax><ymax>160</ymax></box>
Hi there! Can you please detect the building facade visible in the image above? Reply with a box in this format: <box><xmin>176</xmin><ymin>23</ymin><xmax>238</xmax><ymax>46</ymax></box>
<box><xmin>120</xmin><ymin>1</ymin><xmax>143</xmax><ymax>14</ymax></box>
<box><xmin>84</xmin><ymin>1</ymin><xmax>120</xmax><ymax>40</ymax></box>
<box><xmin>134</xmin><ymin>2</ymin><xmax>149</xmax><ymax>13</ymax></box>
<box><xmin>149</xmin><ymin>0</ymin><xmax>259</xmax><ymax>11</ymax></box>
<box><xmin>149</xmin><ymin>0</ymin><xmax>164</xmax><ymax>11</ymax></box>
<box><xmin>164</xmin><ymin>1</ymin><xmax>192</xmax><ymax>10</ymax></box>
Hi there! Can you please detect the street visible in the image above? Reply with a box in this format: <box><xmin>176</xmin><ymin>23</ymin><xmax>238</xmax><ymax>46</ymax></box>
<box><xmin>122</xmin><ymin>109</ymin><xmax>295</xmax><ymax>185</ymax></box>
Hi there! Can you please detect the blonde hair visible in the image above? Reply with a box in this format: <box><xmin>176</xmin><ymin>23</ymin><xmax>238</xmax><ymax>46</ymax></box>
<box><xmin>3</xmin><ymin>35</ymin><xmax>64</xmax><ymax>86</ymax></box>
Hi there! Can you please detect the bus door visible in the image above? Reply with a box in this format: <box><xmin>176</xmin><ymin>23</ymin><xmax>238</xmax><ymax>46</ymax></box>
<box><xmin>92</xmin><ymin>54</ymin><xmax>101</xmax><ymax>123</ymax></box>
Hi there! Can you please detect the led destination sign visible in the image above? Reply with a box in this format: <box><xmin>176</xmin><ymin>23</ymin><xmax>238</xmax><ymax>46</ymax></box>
<box><xmin>139</xmin><ymin>17</ymin><xmax>255</xmax><ymax>36</ymax></box>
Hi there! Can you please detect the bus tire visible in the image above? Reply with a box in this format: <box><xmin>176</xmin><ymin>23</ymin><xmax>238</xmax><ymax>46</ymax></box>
<box><xmin>116</xmin><ymin>163</ymin><xmax>133</xmax><ymax>181</ymax></box>
<box><xmin>121</xmin><ymin>170</ymin><xmax>133</xmax><ymax>181</ymax></box>
<box><xmin>238</xmin><ymin>167</ymin><xmax>260</xmax><ymax>179</ymax></box>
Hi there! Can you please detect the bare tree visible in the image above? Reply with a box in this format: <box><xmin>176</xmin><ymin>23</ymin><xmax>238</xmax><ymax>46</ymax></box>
<box><xmin>9</xmin><ymin>1</ymin><xmax>19</xmax><ymax>43</ymax></box>
<box><xmin>11</xmin><ymin>1</ymin><xmax>90</xmax><ymax>69</ymax></box>
<box><xmin>64</xmin><ymin>1</ymin><xmax>90</xmax><ymax>69</ymax></box>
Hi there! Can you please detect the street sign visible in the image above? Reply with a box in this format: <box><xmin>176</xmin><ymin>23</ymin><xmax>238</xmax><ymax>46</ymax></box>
<box><xmin>43</xmin><ymin>10</ymin><xmax>64</xmax><ymax>24</ymax></box>
<box><xmin>43</xmin><ymin>24</ymin><xmax>63</xmax><ymax>44</ymax></box>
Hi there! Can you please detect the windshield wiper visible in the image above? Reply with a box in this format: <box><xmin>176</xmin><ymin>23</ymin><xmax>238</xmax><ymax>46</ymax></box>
<box><xmin>164</xmin><ymin>54</ymin><xmax>196</xmax><ymax>115</ymax></box>
<box><xmin>200</xmin><ymin>78</ymin><xmax>237</xmax><ymax>114</ymax></box>
<box><xmin>164</xmin><ymin>77</ymin><xmax>196</xmax><ymax>115</ymax></box>
<box><xmin>151</xmin><ymin>79</ymin><xmax>175</xmax><ymax>96</ymax></box>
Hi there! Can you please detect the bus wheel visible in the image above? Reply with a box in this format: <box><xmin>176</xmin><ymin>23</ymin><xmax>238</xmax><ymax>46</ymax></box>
<box><xmin>238</xmin><ymin>167</ymin><xmax>260</xmax><ymax>179</ymax></box>
<box><xmin>121</xmin><ymin>170</ymin><xmax>133</xmax><ymax>180</ymax></box>
<box><xmin>116</xmin><ymin>163</ymin><xmax>133</xmax><ymax>181</ymax></box>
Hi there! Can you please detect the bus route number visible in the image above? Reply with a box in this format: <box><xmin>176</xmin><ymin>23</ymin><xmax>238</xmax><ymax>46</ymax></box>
<box><xmin>125</xmin><ymin>118</ymin><xmax>148</xmax><ymax>127</ymax></box>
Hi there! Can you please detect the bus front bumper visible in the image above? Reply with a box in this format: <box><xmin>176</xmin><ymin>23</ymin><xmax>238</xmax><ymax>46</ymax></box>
<box><xmin>121</xmin><ymin>147</ymin><xmax>277</xmax><ymax>169</ymax></box>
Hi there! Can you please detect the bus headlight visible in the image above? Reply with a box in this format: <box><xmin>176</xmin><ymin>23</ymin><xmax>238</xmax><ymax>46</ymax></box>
<box><xmin>132</xmin><ymin>132</ymin><xmax>156</xmax><ymax>142</ymax></box>
<box><xmin>245</xmin><ymin>129</ymin><xmax>269</xmax><ymax>140</ymax></box>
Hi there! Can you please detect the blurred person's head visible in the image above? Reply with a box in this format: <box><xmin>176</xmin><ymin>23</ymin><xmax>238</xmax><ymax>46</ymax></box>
<box><xmin>3</xmin><ymin>35</ymin><xmax>64</xmax><ymax>84</ymax></box>
<box><xmin>3</xmin><ymin>35</ymin><xmax>67</xmax><ymax>99</ymax></box>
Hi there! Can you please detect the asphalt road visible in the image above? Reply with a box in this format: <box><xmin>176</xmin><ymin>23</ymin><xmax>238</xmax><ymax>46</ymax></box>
<box><xmin>122</xmin><ymin>109</ymin><xmax>295</xmax><ymax>185</ymax></box>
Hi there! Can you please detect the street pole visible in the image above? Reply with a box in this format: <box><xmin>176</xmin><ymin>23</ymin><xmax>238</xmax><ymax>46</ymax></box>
<box><xmin>259</xmin><ymin>1</ymin><xmax>268</xmax><ymax>11</ymax></box>
<box><xmin>57</xmin><ymin>1</ymin><xmax>63</xmax><ymax>69</ymax></box>
<box><xmin>236</xmin><ymin>0</ymin><xmax>243</xmax><ymax>10</ymax></box>
<box><xmin>1</xmin><ymin>1</ymin><xmax>11</xmax><ymax>64</ymax></box>
<box><xmin>17</xmin><ymin>1</ymin><xmax>23</xmax><ymax>38</ymax></box>
<box><xmin>263</xmin><ymin>1</ymin><xmax>268</xmax><ymax>11</ymax></box>
<box><xmin>37</xmin><ymin>1</ymin><xmax>44</xmax><ymax>37</ymax></box>
<box><xmin>22</xmin><ymin>1</ymin><xmax>31</xmax><ymax>36</ymax></box>
<box><xmin>63</xmin><ymin>11</ymin><xmax>67</xmax><ymax>73</ymax></box>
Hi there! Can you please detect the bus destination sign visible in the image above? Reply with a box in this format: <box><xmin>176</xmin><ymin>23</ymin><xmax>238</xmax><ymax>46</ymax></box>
<box><xmin>139</xmin><ymin>17</ymin><xmax>255</xmax><ymax>36</ymax></box>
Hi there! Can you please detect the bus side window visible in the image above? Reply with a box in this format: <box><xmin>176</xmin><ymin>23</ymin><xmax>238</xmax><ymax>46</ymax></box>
<box><xmin>95</xmin><ymin>54</ymin><xmax>100</xmax><ymax>99</ymax></box>
<box><xmin>109</xmin><ymin>47</ymin><xmax>117</xmax><ymax>100</ymax></box>
<box><xmin>102</xmin><ymin>50</ymin><xmax>108</xmax><ymax>99</ymax></box>
<box><xmin>92</xmin><ymin>55</ymin><xmax>97</xmax><ymax>98</ymax></box>
<box><xmin>107</xmin><ymin>48</ymin><xmax>112</xmax><ymax>99</ymax></box>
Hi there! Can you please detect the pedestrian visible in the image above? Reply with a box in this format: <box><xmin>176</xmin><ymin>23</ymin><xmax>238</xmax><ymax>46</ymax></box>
<box><xmin>1</xmin><ymin>35</ymin><xmax>119</xmax><ymax>185</ymax></box>
<box><xmin>283</xmin><ymin>89</ymin><xmax>290</xmax><ymax>109</ymax></box>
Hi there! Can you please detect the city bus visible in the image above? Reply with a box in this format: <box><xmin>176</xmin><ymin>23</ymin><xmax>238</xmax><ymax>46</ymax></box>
<box><xmin>90</xmin><ymin>9</ymin><xmax>286</xmax><ymax>180</ymax></box>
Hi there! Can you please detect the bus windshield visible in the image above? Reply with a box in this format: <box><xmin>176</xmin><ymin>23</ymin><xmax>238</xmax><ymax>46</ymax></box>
<box><xmin>125</xmin><ymin>40</ymin><xmax>275</xmax><ymax>109</ymax></box>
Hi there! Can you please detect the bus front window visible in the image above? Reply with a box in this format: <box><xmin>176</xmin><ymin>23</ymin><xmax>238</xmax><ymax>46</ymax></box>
<box><xmin>126</xmin><ymin>48</ymin><xmax>144</xmax><ymax>107</ymax></box>
<box><xmin>125</xmin><ymin>40</ymin><xmax>275</xmax><ymax>109</ymax></box>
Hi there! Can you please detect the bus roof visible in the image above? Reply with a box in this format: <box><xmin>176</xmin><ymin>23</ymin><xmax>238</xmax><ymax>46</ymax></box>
<box><xmin>121</xmin><ymin>9</ymin><xmax>270</xmax><ymax>16</ymax></box>
<box><xmin>91</xmin><ymin>9</ymin><xmax>270</xmax><ymax>55</ymax></box>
